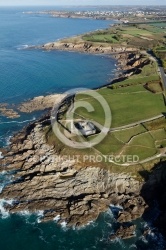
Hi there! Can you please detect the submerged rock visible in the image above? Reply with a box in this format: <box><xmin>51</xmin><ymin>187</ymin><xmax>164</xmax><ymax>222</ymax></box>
<box><xmin>110</xmin><ymin>224</ymin><xmax>136</xmax><ymax>240</ymax></box>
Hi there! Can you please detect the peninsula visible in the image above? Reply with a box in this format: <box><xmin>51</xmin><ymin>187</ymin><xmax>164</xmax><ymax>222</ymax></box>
<box><xmin>1</xmin><ymin>13</ymin><xmax>166</xmax><ymax>240</ymax></box>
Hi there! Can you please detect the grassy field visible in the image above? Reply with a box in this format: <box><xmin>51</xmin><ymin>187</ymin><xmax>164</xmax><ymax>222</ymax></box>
<box><xmin>150</xmin><ymin>128</ymin><xmax>166</xmax><ymax>141</ymax></box>
<box><xmin>112</xmin><ymin>125</ymin><xmax>146</xmax><ymax>143</ymax></box>
<box><xmin>82</xmin><ymin>23</ymin><xmax>166</xmax><ymax>49</ymax></box>
<box><xmin>93</xmin><ymin>124</ymin><xmax>165</xmax><ymax>161</ymax></box>
<box><xmin>123</xmin><ymin>145</ymin><xmax>157</xmax><ymax>161</ymax></box>
<box><xmin>122</xmin><ymin>27</ymin><xmax>153</xmax><ymax>37</ymax></box>
<box><xmin>94</xmin><ymin>132</ymin><xmax>124</xmax><ymax>154</ymax></box>
<box><xmin>122</xmin><ymin>131</ymin><xmax>157</xmax><ymax>161</ymax></box>
<box><xmin>83</xmin><ymin>33</ymin><xmax>120</xmax><ymax>43</ymax></box>
<box><xmin>47</xmin><ymin>22</ymin><xmax>166</xmax><ymax>164</ymax></box>
<box><xmin>70</xmin><ymin>81</ymin><xmax>166</xmax><ymax>162</ymax></box>
<box><xmin>113</xmin><ymin>75</ymin><xmax>160</xmax><ymax>88</ymax></box>
<box><xmin>75</xmin><ymin>85</ymin><xmax>165</xmax><ymax>128</ymax></box>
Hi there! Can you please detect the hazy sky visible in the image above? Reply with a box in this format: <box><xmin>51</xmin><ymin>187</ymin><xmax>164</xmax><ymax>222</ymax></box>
<box><xmin>0</xmin><ymin>0</ymin><xmax>165</xmax><ymax>6</ymax></box>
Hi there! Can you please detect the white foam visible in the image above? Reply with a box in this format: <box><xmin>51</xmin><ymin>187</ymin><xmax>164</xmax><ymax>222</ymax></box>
<box><xmin>17</xmin><ymin>209</ymin><xmax>44</xmax><ymax>223</ymax></box>
<box><xmin>0</xmin><ymin>171</ymin><xmax>7</xmax><ymax>175</ymax></box>
<box><xmin>0</xmin><ymin>185</ymin><xmax>4</xmax><ymax>194</ymax></box>
<box><xmin>17</xmin><ymin>44</ymin><xmax>29</xmax><ymax>50</ymax></box>
<box><xmin>1</xmin><ymin>117</ymin><xmax>36</xmax><ymax>125</ymax></box>
<box><xmin>53</xmin><ymin>214</ymin><xmax>60</xmax><ymax>222</ymax></box>
<box><xmin>60</xmin><ymin>221</ymin><xmax>67</xmax><ymax>228</ymax></box>
<box><xmin>0</xmin><ymin>152</ymin><xmax>3</xmax><ymax>159</ymax></box>
<box><xmin>110</xmin><ymin>204</ymin><xmax>123</xmax><ymax>210</ymax></box>
<box><xmin>6</xmin><ymin>136</ymin><xmax>12</xmax><ymax>146</ymax></box>
<box><xmin>36</xmin><ymin>210</ymin><xmax>44</xmax><ymax>223</ymax></box>
<box><xmin>140</xmin><ymin>235</ymin><xmax>148</xmax><ymax>244</ymax></box>
<box><xmin>36</xmin><ymin>210</ymin><xmax>44</xmax><ymax>222</ymax></box>
<box><xmin>129</xmin><ymin>244</ymin><xmax>137</xmax><ymax>249</ymax></box>
<box><xmin>110</xmin><ymin>236</ymin><xmax>124</xmax><ymax>246</ymax></box>
<box><xmin>0</xmin><ymin>199</ymin><xmax>14</xmax><ymax>219</ymax></box>
<box><xmin>19</xmin><ymin>209</ymin><xmax>44</xmax><ymax>217</ymax></box>
<box><xmin>37</xmin><ymin>218</ymin><xmax>41</xmax><ymax>223</ymax></box>
<box><xmin>87</xmin><ymin>220</ymin><xmax>95</xmax><ymax>226</ymax></box>
<box><xmin>19</xmin><ymin>210</ymin><xmax>31</xmax><ymax>217</ymax></box>
<box><xmin>36</xmin><ymin>210</ymin><xmax>44</xmax><ymax>217</ymax></box>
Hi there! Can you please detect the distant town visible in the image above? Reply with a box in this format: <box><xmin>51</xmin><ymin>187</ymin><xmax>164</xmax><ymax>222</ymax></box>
<box><xmin>26</xmin><ymin>6</ymin><xmax>166</xmax><ymax>23</ymax></box>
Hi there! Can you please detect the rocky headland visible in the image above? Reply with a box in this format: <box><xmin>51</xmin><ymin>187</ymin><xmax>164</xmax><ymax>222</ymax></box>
<box><xmin>0</xmin><ymin>114</ymin><xmax>146</xmax><ymax>234</ymax></box>
<box><xmin>39</xmin><ymin>39</ymin><xmax>137</xmax><ymax>55</ymax></box>
<box><xmin>0</xmin><ymin>35</ymin><xmax>164</xmax><ymax>240</ymax></box>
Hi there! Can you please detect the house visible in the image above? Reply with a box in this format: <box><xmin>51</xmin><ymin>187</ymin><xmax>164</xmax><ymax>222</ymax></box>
<box><xmin>74</xmin><ymin>121</ymin><xmax>96</xmax><ymax>136</ymax></box>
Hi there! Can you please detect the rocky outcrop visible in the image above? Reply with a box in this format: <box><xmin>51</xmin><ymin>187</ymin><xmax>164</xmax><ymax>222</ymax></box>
<box><xmin>0</xmin><ymin>104</ymin><xmax>20</xmax><ymax>119</ymax></box>
<box><xmin>110</xmin><ymin>224</ymin><xmax>136</xmax><ymax>240</ymax></box>
<box><xmin>0</xmin><ymin>94</ymin><xmax>66</xmax><ymax>119</ymax></box>
<box><xmin>18</xmin><ymin>94</ymin><xmax>66</xmax><ymax>113</ymax></box>
<box><xmin>39</xmin><ymin>41</ymin><xmax>137</xmax><ymax>55</ymax></box>
<box><xmin>0</xmin><ymin>115</ymin><xmax>146</xmax><ymax>229</ymax></box>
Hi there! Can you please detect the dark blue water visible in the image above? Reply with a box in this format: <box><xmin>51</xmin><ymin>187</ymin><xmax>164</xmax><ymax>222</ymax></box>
<box><xmin>0</xmin><ymin>6</ymin><xmax>165</xmax><ymax>250</ymax></box>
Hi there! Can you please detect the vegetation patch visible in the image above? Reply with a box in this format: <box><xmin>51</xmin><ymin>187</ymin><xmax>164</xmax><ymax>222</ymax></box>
<box><xmin>144</xmin><ymin>81</ymin><xmax>163</xmax><ymax>93</ymax></box>
<box><xmin>94</xmin><ymin>132</ymin><xmax>124</xmax><ymax>155</ymax></box>
<box><xmin>143</xmin><ymin>117</ymin><xmax>166</xmax><ymax>130</ymax></box>
<box><xmin>113</xmin><ymin>125</ymin><xmax>146</xmax><ymax>143</ymax></box>
<box><xmin>123</xmin><ymin>145</ymin><xmax>157</xmax><ymax>161</ymax></box>
<box><xmin>150</xmin><ymin>128</ymin><xmax>166</xmax><ymax>141</ymax></box>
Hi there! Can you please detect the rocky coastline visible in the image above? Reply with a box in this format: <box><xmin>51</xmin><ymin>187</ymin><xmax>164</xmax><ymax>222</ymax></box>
<box><xmin>0</xmin><ymin>114</ymin><xmax>147</xmax><ymax>235</ymax></box>
<box><xmin>39</xmin><ymin>40</ymin><xmax>137</xmax><ymax>55</ymax></box>
<box><xmin>0</xmin><ymin>37</ymin><xmax>165</xmax><ymax>240</ymax></box>
<box><xmin>1</xmin><ymin>112</ymin><xmax>166</xmax><ymax>240</ymax></box>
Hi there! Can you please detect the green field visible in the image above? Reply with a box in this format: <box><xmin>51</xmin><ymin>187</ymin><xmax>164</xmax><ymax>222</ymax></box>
<box><xmin>95</xmin><ymin>132</ymin><xmax>124</xmax><ymax>155</ymax></box>
<box><xmin>150</xmin><ymin>128</ymin><xmax>166</xmax><ymax>141</ymax></box>
<box><xmin>123</xmin><ymin>145</ymin><xmax>157</xmax><ymax>161</ymax></box>
<box><xmin>93</xmin><ymin>126</ymin><xmax>164</xmax><ymax>162</ymax></box>
<box><xmin>114</xmin><ymin>75</ymin><xmax>160</xmax><ymax>88</ymax></box>
<box><xmin>50</xmin><ymin>22</ymin><xmax>166</xmax><ymax>164</ymax></box>
<box><xmin>83</xmin><ymin>34</ymin><xmax>120</xmax><ymax>43</ymax></box>
<box><xmin>82</xmin><ymin>23</ymin><xmax>166</xmax><ymax>49</ymax></box>
<box><xmin>113</xmin><ymin>125</ymin><xmax>146</xmax><ymax>143</ymax></box>
<box><xmin>70</xmin><ymin>82</ymin><xmax>166</xmax><ymax>162</ymax></box>
<box><xmin>75</xmin><ymin>85</ymin><xmax>165</xmax><ymax>128</ymax></box>
<box><xmin>122</xmin><ymin>27</ymin><xmax>153</xmax><ymax>37</ymax></box>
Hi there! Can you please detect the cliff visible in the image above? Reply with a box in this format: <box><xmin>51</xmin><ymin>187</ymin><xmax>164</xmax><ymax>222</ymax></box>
<box><xmin>141</xmin><ymin>161</ymin><xmax>166</xmax><ymax>237</ymax></box>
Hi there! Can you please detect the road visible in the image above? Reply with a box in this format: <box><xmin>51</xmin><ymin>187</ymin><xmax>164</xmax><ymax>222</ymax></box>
<box><xmin>159</xmin><ymin>66</ymin><xmax>166</xmax><ymax>91</ymax></box>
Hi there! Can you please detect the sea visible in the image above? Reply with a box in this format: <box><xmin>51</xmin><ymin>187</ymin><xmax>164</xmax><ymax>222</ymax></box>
<box><xmin>0</xmin><ymin>6</ymin><xmax>165</xmax><ymax>250</ymax></box>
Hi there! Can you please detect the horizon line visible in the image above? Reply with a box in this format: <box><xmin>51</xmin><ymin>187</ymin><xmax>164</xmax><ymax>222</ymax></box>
<box><xmin>0</xmin><ymin>4</ymin><xmax>166</xmax><ymax>6</ymax></box>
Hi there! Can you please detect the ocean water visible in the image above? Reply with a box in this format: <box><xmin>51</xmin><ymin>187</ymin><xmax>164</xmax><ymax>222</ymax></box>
<box><xmin>0</xmin><ymin>6</ymin><xmax>165</xmax><ymax>250</ymax></box>
<box><xmin>0</xmin><ymin>6</ymin><xmax>116</xmax><ymax>147</ymax></box>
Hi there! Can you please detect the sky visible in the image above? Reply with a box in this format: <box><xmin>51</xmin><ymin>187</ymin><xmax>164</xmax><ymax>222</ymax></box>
<box><xmin>0</xmin><ymin>0</ymin><xmax>165</xmax><ymax>6</ymax></box>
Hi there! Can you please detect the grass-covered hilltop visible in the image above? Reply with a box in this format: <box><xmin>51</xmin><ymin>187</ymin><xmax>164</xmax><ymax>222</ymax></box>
<box><xmin>41</xmin><ymin>21</ymin><xmax>166</xmax><ymax>172</ymax></box>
